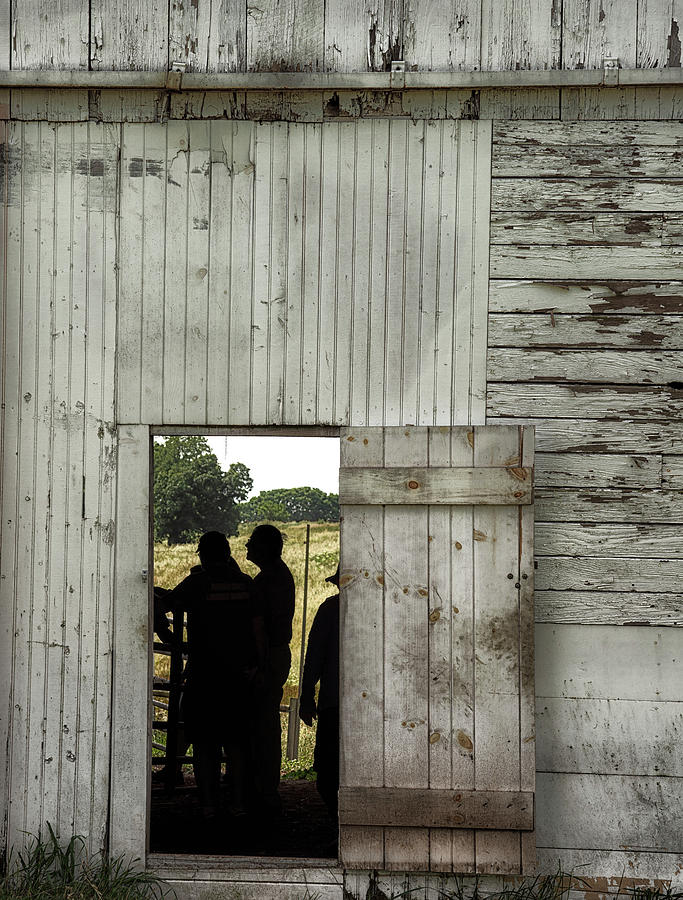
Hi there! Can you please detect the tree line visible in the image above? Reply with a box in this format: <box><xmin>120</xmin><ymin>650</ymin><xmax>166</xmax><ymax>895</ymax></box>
<box><xmin>154</xmin><ymin>436</ymin><xmax>339</xmax><ymax>544</ymax></box>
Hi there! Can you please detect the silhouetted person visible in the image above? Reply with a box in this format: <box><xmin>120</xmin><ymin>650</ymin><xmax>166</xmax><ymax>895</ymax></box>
<box><xmin>246</xmin><ymin>524</ymin><xmax>295</xmax><ymax>816</ymax></box>
<box><xmin>168</xmin><ymin>531</ymin><xmax>265</xmax><ymax>819</ymax></box>
<box><xmin>300</xmin><ymin>567</ymin><xmax>339</xmax><ymax>822</ymax></box>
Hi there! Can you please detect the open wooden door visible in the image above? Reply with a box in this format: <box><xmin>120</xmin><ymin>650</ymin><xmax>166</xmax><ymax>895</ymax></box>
<box><xmin>338</xmin><ymin>425</ymin><xmax>534</xmax><ymax>874</ymax></box>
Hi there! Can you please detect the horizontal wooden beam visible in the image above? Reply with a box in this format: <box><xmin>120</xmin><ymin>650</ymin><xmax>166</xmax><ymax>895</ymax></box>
<box><xmin>339</xmin><ymin>466</ymin><xmax>533</xmax><ymax>505</ymax></box>
<box><xmin>338</xmin><ymin>787</ymin><xmax>534</xmax><ymax>830</ymax></box>
<box><xmin>2</xmin><ymin>68</ymin><xmax>683</xmax><ymax>91</ymax></box>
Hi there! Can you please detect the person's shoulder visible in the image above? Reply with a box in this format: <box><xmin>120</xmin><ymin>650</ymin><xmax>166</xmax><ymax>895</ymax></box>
<box><xmin>319</xmin><ymin>594</ymin><xmax>339</xmax><ymax>615</ymax></box>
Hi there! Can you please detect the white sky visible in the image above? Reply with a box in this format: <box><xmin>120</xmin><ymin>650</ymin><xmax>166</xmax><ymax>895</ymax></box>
<box><xmin>207</xmin><ymin>436</ymin><xmax>340</xmax><ymax>498</ymax></box>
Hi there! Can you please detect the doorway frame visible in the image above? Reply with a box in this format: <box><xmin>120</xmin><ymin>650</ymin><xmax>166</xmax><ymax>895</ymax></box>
<box><xmin>110</xmin><ymin>423</ymin><xmax>341</xmax><ymax>873</ymax></box>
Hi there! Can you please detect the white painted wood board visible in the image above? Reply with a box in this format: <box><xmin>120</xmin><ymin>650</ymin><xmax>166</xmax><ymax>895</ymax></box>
<box><xmin>11</xmin><ymin>0</ymin><xmax>89</xmax><ymax>69</ymax></box>
<box><xmin>535</xmin><ymin>623</ymin><xmax>682</xmax><ymax>700</ymax></box>
<box><xmin>341</xmin><ymin>425</ymin><xmax>534</xmax><ymax>875</ymax></box>
<box><xmin>0</xmin><ymin>122</ymin><xmax>118</xmax><ymax>854</ymax></box>
<box><xmin>536</xmin><ymin>697</ymin><xmax>683</xmax><ymax>776</ymax></box>
<box><xmin>91</xmin><ymin>0</ymin><xmax>169</xmax><ymax>70</ymax></box>
<box><xmin>169</xmin><ymin>0</ymin><xmax>245</xmax><ymax>72</ymax></box>
<box><xmin>563</xmin><ymin>0</ymin><xmax>637</xmax><ymax>68</ymax></box>
<box><xmin>110</xmin><ymin>425</ymin><xmax>150</xmax><ymax>863</ymax></box>
<box><xmin>636</xmin><ymin>0</ymin><xmax>683</xmax><ymax>68</ymax></box>
<box><xmin>536</xmin><ymin>771</ymin><xmax>683</xmax><ymax>851</ymax></box>
<box><xmin>324</xmin><ymin>0</ymin><xmax>401</xmax><ymax>71</ymax></box>
<box><xmin>117</xmin><ymin>119</ymin><xmax>492</xmax><ymax>427</ymax></box>
<box><xmin>536</xmin><ymin>557</ymin><xmax>683</xmax><ymax>592</ymax></box>
<box><xmin>480</xmin><ymin>0</ymin><xmax>561</xmax><ymax>70</ymax></box>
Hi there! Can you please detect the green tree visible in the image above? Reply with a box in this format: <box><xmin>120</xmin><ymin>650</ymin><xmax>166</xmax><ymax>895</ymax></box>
<box><xmin>239</xmin><ymin>487</ymin><xmax>339</xmax><ymax>523</ymax></box>
<box><xmin>154</xmin><ymin>436</ymin><xmax>252</xmax><ymax>544</ymax></box>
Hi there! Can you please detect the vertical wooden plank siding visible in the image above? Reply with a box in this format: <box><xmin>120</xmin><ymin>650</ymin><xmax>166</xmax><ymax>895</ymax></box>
<box><xmin>403</xmin><ymin>0</ymin><xmax>482</xmax><ymax>71</ymax></box>
<box><xmin>117</xmin><ymin>120</ymin><xmax>492</xmax><ymax>428</ymax></box>
<box><xmin>0</xmin><ymin>120</ymin><xmax>9</xmax><ymax>851</ymax></box>
<box><xmin>480</xmin><ymin>0</ymin><xmax>562</xmax><ymax>70</ymax></box>
<box><xmin>340</xmin><ymin>426</ymin><xmax>534</xmax><ymax>874</ymax></box>
<box><xmin>169</xmin><ymin>0</ymin><xmax>245</xmax><ymax>72</ymax></box>
<box><xmin>0</xmin><ymin>122</ymin><xmax>118</xmax><ymax>854</ymax></box>
<box><xmin>247</xmin><ymin>0</ymin><xmax>324</xmax><ymax>72</ymax></box>
<box><xmin>637</xmin><ymin>0</ymin><xmax>683</xmax><ymax>68</ymax></box>
<box><xmin>10</xmin><ymin>0</ymin><xmax>89</xmax><ymax>68</ymax></box>
<box><xmin>473</xmin><ymin>426</ymin><xmax>524</xmax><ymax>874</ymax></box>
<box><xmin>91</xmin><ymin>0</ymin><xmax>169</xmax><ymax>70</ymax></box>
<box><xmin>563</xmin><ymin>0</ymin><xmax>638</xmax><ymax>68</ymax></box>
<box><xmin>339</xmin><ymin>429</ymin><xmax>386</xmax><ymax>868</ymax></box>
<box><xmin>324</xmin><ymin>0</ymin><xmax>402</xmax><ymax>71</ymax></box>
<box><xmin>110</xmin><ymin>426</ymin><xmax>150</xmax><ymax>862</ymax></box>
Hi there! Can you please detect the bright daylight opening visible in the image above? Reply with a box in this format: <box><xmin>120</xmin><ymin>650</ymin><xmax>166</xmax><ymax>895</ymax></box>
<box><xmin>149</xmin><ymin>434</ymin><xmax>340</xmax><ymax>859</ymax></box>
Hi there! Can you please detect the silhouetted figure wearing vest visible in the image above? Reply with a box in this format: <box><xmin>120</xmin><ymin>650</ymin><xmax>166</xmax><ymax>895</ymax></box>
<box><xmin>169</xmin><ymin>531</ymin><xmax>265</xmax><ymax>819</ymax></box>
<box><xmin>247</xmin><ymin>524</ymin><xmax>295</xmax><ymax>816</ymax></box>
<box><xmin>300</xmin><ymin>567</ymin><xmax>339</xmax><ymax>822</ymax></box>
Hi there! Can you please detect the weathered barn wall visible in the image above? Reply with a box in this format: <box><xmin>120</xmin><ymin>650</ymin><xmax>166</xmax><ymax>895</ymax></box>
<box><xmin>0</xmin><ymin>85</ymin><xmax>681</xmax><ymax>900</ymax></box>
<box><xmin>116</xmin><ymin>118</ymin><xmax>491</xmax><ymax>428</ymax></box>
<box><xmin>0</xmin><ymin>121</ymin><xmax>119</xmax><ymax>854</ymax></box>
<box><xmin>3</xmin><ymin>0</ymin><xmax>682</xmax><ymax>72</ymax></box>
<box><xmin>488</xmin><ymin>120</ymin><xmax>683</xmax><ymax>879</ymax></box>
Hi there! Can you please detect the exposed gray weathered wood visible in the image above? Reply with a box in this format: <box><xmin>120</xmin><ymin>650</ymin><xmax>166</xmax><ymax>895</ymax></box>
<box><xmin>663</xmin><ymin>455</ymin><xmax>683</xmax><ymax>488</ymax></box>
<box><xmin>492</xmin><ymin>178</ymin><xmax>683</xmax><ymax>212</ymax></box>
<box><xmin>493</xmin><ymin>143</ymin><xmax>683</xmax><ymax>178</ymax></box>
<box><xmin>11</xmin><ymin>0</ymin><xmax>89</xmax><ymax>69</ymax></box>
<box><xmin>493</xmin><ymin>120</ymin><xmax>683</xmax><ymax>147</ymax></box>
<box><xmin>491</xmin><ymin>246</ymin><xmax>683</xmax><ymax>280</ymax></box>
<box><xmin>403</xmin><ymin>0</ymin><xmax>481</xmax><ymax>72</ymax></box>
<box><xmin>339</xmin><ymin>466</ymin><xmax>533</xmax><ymax>505</ymax></box>
<box><xmin>338</xmin><ymin>787</ymin><xmax>534</xmax><ymax>830</ymax></box>
<box><xmin>489</xmin><ymin>384</ymin><xmax>682</xmax><ymax>420</ymax></box>
<box><xmin>488</xmin><ymin>349</ymin><xmax>683</xmax><ymax>385</ymax></box>
<box><xmin>535</xmin><ymin>523</ymin><xmax>682</xmax><ymax>558</ymax></box>
<box><xmin>487</xmin><ymin>417</ymin><xmax>683</xmax><ymax>453</ymax></box>
<box><xmin>169</xmin><ymin>0</ymin><xmax>245</xmax><ymax>72</ymax></box>
<box><xmin>91</xmin><ymin>0</ymin><xmax>169</xmax><ymax>70</ymax></box>
<box><xmin>491</xmin><ymin>212</ymin><xmax>683</xmax><ymax>246</ymax></box>
<box><xmin>247</xmin><ymin>0</ymin><xmax>324</xmax><ymax>72</ymax></box>
<box><xmin>536</xmin><ymin>556</ymin><xmax>683</xmax><ymax>592</ymax></box>
<box><xmin>535</xmin><ymin>591</ymin><xmax>683</xmax><ymax>625</ymax></box>
<box><xmin>480</xmin><ymin>0</ymin><xmax>561</xmax><ymax>71</ymax></box>
<box><xmin>563</xmin><ymin>0</ymin><xmax>637</xmax><ymax>69</ymax></box>
<box><xmin>535</xmin><ymin>488</ymin><xmax>683</xmax><ymax>523</ymax></box>
<box><xmin>488</xmin><ymin>314</ymin><xmax>683</xmax><ymax>348</ymax></box>
<box><xmin>488</xmin><ymin>280</ymin><xmax>683</xmax><ymax>315</ymax></box>
<box><xmin>324</xmin><ymin>0</ymin><xmax>401</xmax><ymax>72</ymax></box>
<box><xmin>637</xmin><ymin>0</ymin><xmax>683</xmax><ymax>68</ymax></box>
<box><xmin>534</xmin><ymin>453</ymin><xmax>661</xmax><ymax>488</ymax></box>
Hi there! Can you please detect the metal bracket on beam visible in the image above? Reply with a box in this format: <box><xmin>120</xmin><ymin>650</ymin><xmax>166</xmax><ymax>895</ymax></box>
<box><xmin>166</xmin><ymin>62</ymin><xmax>186</xmax><ymax>91</ymax></box>
<box><xmin>390</xmin><ymin>59</ymin><xmax>406</xmax><ymax>90</ymax></box>
<box><xmin>603</xmin><ymin>57</ymin><xmax>620</xmax><ymax>86</ymax></box>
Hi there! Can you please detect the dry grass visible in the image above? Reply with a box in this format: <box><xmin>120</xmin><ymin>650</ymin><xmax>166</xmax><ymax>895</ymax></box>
<box><xmin>153</xmin><ymin>520</ymin><xmax>339</xmax><ymax>773</ymax></box>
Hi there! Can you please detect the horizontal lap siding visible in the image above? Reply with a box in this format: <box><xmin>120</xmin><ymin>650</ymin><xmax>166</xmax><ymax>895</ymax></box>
<box><xmin>0</xmin><ymin>123</ymin><xmax>118</xmax><ymax>854</ymax></box>
<box><xmin>490</xmin><ymin>121</ymin><xmax>683</xmax><ymax>873</ymax></box>
<box><xmin>117</xmin><ymin>119</ymin><xmax>491</xmax><ymax>427</ymax></box>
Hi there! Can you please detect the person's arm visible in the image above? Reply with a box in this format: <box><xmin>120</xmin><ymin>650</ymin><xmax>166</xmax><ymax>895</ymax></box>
<box><xmin>153</xmin><ymin>587</ymin><xmax>176</xmax><ymax>644</ymax></box>
<box><xmin>299</xmin><ymin>602</ymin><xmax>329</xmax><ymax>726</ymax></box>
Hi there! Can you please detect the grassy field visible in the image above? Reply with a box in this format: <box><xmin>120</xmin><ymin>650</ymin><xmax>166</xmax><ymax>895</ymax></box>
<box><xmin>153</xmin><ymin>520</ymin><xmax>339</xmax><ymax>776</ymax></box>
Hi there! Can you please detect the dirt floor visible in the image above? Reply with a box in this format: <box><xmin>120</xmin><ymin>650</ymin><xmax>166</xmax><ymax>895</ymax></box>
<box><xmin>149</xmin><ymin>772</ymin><xmax>337</xmax><ymax>858</ymax></box>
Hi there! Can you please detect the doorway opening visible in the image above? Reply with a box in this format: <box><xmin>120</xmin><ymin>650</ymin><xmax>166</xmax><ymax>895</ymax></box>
<box><xmin>148</xmin><ymin>429</ymin><xmax>340</xmax><ymax>859</ymax></box>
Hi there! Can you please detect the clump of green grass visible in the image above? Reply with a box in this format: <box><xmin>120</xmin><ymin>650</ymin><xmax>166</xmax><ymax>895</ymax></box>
<box><xmin>0</xmin><ymin>824</ymin><xmax>171</xmax><ymax>899</ymax></box>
